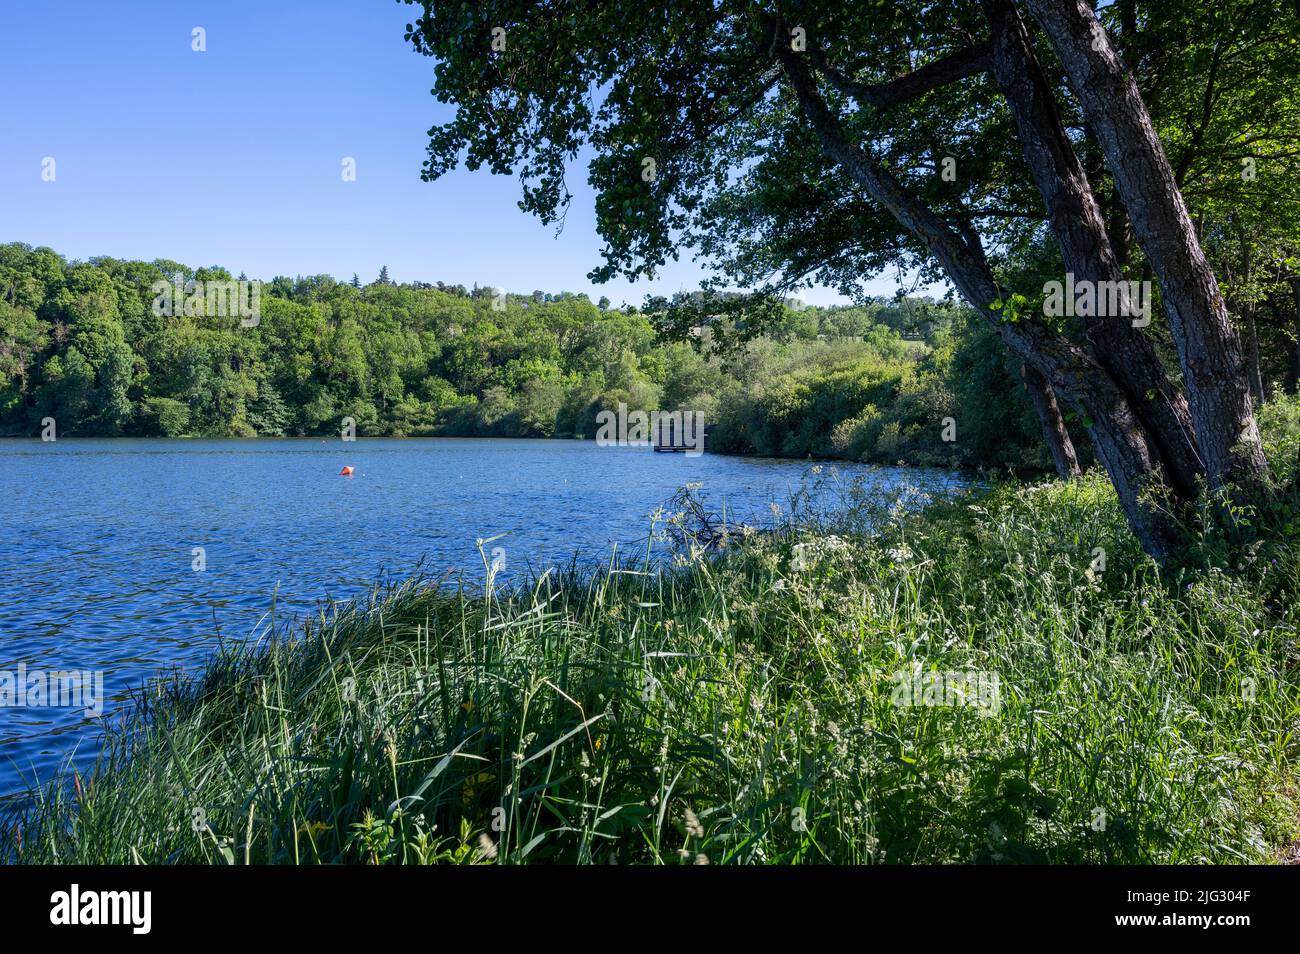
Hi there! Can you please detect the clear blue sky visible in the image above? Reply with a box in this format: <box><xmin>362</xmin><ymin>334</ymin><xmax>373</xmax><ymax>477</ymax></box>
<box><xmin>0</xmin><ymin>0</ymin><xmax>933</xmax><ymax>307</ymax></box>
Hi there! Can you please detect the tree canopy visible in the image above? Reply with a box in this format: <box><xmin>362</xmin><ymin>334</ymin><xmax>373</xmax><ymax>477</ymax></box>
<box><xmin>405</xmin><ymin>0</ymin><xmax>1300</xmax><ymax>559</ymax></box>
<box><xmin>2</xmin><ymin>242</ymin><xmax>1051</xmax><ymax>468</ymax></box>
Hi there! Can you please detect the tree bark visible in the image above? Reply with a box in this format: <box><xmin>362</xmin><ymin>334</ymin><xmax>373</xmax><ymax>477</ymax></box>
<box><xmin>1022</xmin><ymin>0</ymin><xmax>1273</xmax><ymax>508</ymax></box>
<box><xmin>775</xmin><ymin>38</ymin><xmax>1184</xmax><ymax>559</ymax></box>
<box><xmin>982</xmin><ymin>0</ymin><xmax>1203</xmax><ymax>504</ymax></box>
<box><xmin>1022</xmin><ymin>363</ymin><xmax>1081</xmax><ymax>478</ymax></box>
<box><xmin>1243</xmin><ymin>300</ymin><xmax>1265</xmax><ymax>406</ymax></box>
<box><xmin>1106</xmin><ymin>189</ymin><xmax>1133</xmax><ymax>271</ymax></box>
<box><xmin>812</xmin><ymin>42</ymin><xmax>991</xmax><ymax>112</ymax></box>
<box><xmin>1291</xmin><ymin>277</ymin><xmax>1300</xmax><ymax>394</ymax></box>
<box><xmin>1227</xmin><ymin>229</ymin><xmax>1268</xmax><ymax>407</ymax></box>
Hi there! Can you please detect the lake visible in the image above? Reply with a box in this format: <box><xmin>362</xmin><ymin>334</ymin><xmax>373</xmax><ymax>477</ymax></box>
<box><xmin>0</xmin><ymin>438</ymin><xmax>965</xmax><ymax>799</ymax></box>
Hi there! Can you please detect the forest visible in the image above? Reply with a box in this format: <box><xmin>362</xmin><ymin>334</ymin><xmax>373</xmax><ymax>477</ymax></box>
<box><xmin>0</xmin><ymin>242</ymin><xmax>1056</xmax><ymax>470</ymax></box>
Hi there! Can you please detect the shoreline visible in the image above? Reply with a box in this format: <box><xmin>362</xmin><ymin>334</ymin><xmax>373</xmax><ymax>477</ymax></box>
<box><xmin>6</xmin><ymin>474</ymin><xmax>1298</xmax><ymax>864</ymax></box>
<box><xmin>0</xmin><ymin>432</ymin><xmax>1015</xmax><ymax>480</ymax></box>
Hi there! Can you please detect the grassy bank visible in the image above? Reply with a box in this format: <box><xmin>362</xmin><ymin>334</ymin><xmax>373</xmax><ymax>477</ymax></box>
<box><xmin>6</xmin><ymin>469</ymin><xmax>1300</xmax><ymax>864</ymax></box>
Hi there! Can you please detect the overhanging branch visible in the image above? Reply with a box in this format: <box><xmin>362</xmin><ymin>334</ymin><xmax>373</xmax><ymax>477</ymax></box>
<box><xmin>810</xmin><ymin>42</ymin><xmax>992</xmax><ymax>112</ymax></box>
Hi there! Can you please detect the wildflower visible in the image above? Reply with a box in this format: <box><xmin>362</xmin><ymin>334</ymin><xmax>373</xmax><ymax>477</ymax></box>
<box><xmin>684</xmin><ymin>807</ymin><xmax>704</xmax><ymax>839</ymax></box>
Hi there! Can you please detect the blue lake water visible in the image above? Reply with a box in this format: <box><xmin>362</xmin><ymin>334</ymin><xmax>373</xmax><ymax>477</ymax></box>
<box><xmin>0</xmin><ymin>437</ymin><xmax>964</xmax><ymax>798</ymax></box>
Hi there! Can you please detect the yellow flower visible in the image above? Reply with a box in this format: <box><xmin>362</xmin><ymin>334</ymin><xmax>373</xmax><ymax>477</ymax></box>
<box><xmin>461</xmin><ymin>770</ymin><xmax>495</xmax><ymax>807</ymax></box>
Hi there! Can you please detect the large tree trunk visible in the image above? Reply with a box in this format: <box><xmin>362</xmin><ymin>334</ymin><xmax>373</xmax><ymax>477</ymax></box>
<box><xmin>776</xmin><ymin>40</ymin><xmax>1184</xmax><ymax>560</ymax></box>
<box><xmin>1022</xmin><ymin>0</ymin><xmax>1273</xmax><ymax>508</ymax></box>
<box><xmin>1243</xmin><ymin>300</ymin><xmax>1266</xmax><ymax>407</ymax></box>
<box><xmin>1291</xmin><ymin>277</ymin><xmax>1300</xmax><ymax>394</ymax></box>
<box><xmin>1022</xmin><ymin>363</ymin><xmax>1081</xmax><ymax>478</ymax></box>
<box><xmin>982</xmin><ymin>0</ymin><xmax>1202</xmax><ymax>504</ymax></box>
<box><xmin>1106</xmin><ymin>189</ymin><xmax>1133</xmax><ymax>271</ymax></box>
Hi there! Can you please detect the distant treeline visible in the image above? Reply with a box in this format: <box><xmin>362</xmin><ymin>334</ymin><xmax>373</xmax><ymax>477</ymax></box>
<box><xmin>0</xmin><ymin>243</ymin><xmax>1054</xmax><ymax>470</ymax></box>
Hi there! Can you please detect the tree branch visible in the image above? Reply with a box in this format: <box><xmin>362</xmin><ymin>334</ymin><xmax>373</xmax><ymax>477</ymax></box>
<box><xmin>809</xmin><ymin>42</ymin><xmax>992</xmax><ymax>112</ymax></box>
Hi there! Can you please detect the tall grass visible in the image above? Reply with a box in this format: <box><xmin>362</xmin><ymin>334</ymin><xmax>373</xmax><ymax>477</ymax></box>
<box><xmin>5</xmin><ymin>472</ymin><xmax>1300</xmax><ymax>864</ymax></box>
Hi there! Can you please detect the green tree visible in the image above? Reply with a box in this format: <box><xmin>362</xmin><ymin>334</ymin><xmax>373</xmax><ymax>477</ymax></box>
<box><xmin>402</xmin><ymin>0</ymin><xmax>1300</xmax><ymax>558</ymax></box>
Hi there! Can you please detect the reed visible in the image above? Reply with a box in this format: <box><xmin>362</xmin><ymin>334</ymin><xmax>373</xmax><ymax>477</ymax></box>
<box><xmin>6</xmin><ymin>473</ymin><xmax>1299</xmax><ymax>864</ymax></box>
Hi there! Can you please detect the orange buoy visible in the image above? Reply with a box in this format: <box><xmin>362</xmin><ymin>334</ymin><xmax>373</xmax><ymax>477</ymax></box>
<box><xmin>340</xmin><ymin>466</ymin><xmax>354</xmax><ymax>476</ymax></box>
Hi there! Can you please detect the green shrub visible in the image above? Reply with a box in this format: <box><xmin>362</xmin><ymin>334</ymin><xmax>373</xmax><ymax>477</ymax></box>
<box><xmin>141</xmin><ymin>396</ymin><xmax>191</xmax><ymax>437</ymax></box>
